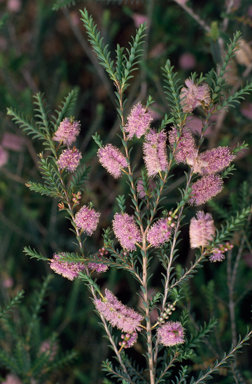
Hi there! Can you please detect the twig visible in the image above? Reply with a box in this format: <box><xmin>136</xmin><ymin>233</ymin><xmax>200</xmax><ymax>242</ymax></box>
<box><xmin>173</xmin><ymin>0</ymin><xmax>211</xmax><ymax>33</ymax></box>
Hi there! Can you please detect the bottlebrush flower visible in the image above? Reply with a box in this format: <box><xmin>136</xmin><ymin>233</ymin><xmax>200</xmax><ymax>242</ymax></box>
<box><xmin>124</xmin><ymin>102</ymin><xmax>153</xmax><ymax>140</ymax></box>
<box><xmin>168</xmin><ymin>126</ymin><xmax>197</xmax><ymax>164</ymax></box>
<box><xmin>53</xmin><ymin>117</ymin><xmax>81</xmax><ymax>146</ymax></box>
<box><xmin>189</xmin><ymin>174</ymin><xmax>223</xmax><ymax>205</ymax></box>
<box><xmin>74</xmin><ymin>205</ymin><xmax>100</xmax><ymax>235</ymax></box>
<box><xmin>112</xmin><ymin>212</ymin><xmax>141</xmax><ymax>251</ymax></box>
<box><xmin>189</xmin><ymin>211</ymin><xmax>215</xmax><ymax>248</ymax></box>
<box><xmin>97</xmin><ymin>144</ymin><xmax>128</xmax><ymax>178</ymax></box>
<box><xmin>94</xmin><ymin>289</ymin><xmax>143</xmax><ymax>334</ymax></box>
<box><xmin>157</xmin><ymin>321</ymin><xmax>185</xmax><ymax>347</ymax></box>
<box><xmin>57</xmin><ymin>147</ymin><xmax>82</xmax><ymax>172</ymax></box>
<box><xmin>143</xmin><ymin>129</ymin><xmax>168</xmax><ymax>177</ymax></box>
<box><xmin>180</xmin><ymin>79</ymin><xmax>211</xmax><ymax>113</ymax></box>
<box><xmin>147</xmin><ymin>217</ymin><xmax>175</xmax><ymax>247</ymax></box>
<box><xmin>50</xmin><ymin>253</ymin><xmax>85</xmax><ymax>280</ymax></box>
<box><xmin>198</xmin><ymin>146</ymin><xmax>236</xmax><ymax>175</ymax></box>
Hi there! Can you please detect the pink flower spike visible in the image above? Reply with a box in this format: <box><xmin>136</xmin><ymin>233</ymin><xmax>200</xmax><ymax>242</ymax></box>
<box><xmin>97</xmin><ymin>144</ymin><xmax>128</xmax><ymax>178</ymax></box>
<box><xmin>0</xmin><ymin>146</ymin><xmax>9</xmax><ymax>167</ymax></box>
<box><xmin>2</xmin><ymin>374</ymin><xmax>22</xmax><ymax>384</ymax></box>
<box><xmin>53</xmin><ymin>118</ymin><xmax>81</xmax><ymax>147</ymax></box>
<box><xmin>147</xmin><ymin>218</ymin><xmax>173</xmax><ymax>247</ymax></box>
<box><xmin>198</xmin><ymin>146</ymin><xmax>236</xmax><ymax>175</ymax></box>
<box><xmin>1</xmin><ymin>133</ymin><xmax>25</xmax><ymax>151</ymax></box>
<box><xmin>168</xmin><ymin>126</ymin><xmax>197</xmax><ymax>164</ymax></box>
<box><xmin>132</xmin><ymin>13</ymin><xmax>149</xmax><ymax>27</ymax></box>
<box><xmin>113</xmin><ymin>212</ymin><xmax>141</xmax><ymax>251</ymax></box>
<box><xmin>157</xmin><ymin>321</ymin><xmax>185</xmax><ymax>347</ymax></box>
<box><xmin>180</xmin><ymin>79</ymin><xmax>211</xmax><ymax>113</ymax></box>
<box><xmin>94</xmin><ymin>289</ymin><xmax>144</xmax><ymax>334</ymax></box>
<box><xmin>189</xmin><ymin>174</ymin><xmax>224</xmax><ymax>206</ymax></box>
<box><xmin>179</xmin><ymin>52</ymin><xmax>196</xmax><ymax>70</ymax></box>
<box><xmin>189</xmin><ymin>211</ymin><xmax>215</xmax><ymax>248</ymax></box>
<box><xmin>124</xmin><ymin>102</ymin><xmax>153</xmax><ymax>140</ymax></box>
<box><xmin>57</xmin><ymin>147</ymin><xmax>82</xmax><ymax>172</ymax></box>
<box><xmin>143</xmin><ymin>129</ymin><xmax>168</xmax><ymax>177</ymax></box>
<box><xmin>74</xmin><ymin>205</ymin><xmax>100</xmax><ymax>235</ymax></box>
<box><xmin>50</xmin><ymin>253</ymin><xmax>85</xmax><ymax>280</ymax></box>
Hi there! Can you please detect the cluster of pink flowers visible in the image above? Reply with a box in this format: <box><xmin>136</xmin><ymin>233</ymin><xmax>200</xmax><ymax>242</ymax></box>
<box><xmin>143</xmin><ymin>129</ymin><xmax>168</xmax><ymax>177</ymax></box>
<box><xmin>88</xmin><ymin>247</ymin><xmax>109</xmax><ymax>273</ymax></box>
<box><xmin>94</xmin><ymin>289</ymin><xmax>143</xmax><ymax>334</ymax></box>
<box><xmin>180</xmin><ymin>79</ymin><xmax>211</xmax><ymax>113</ymax></box>
<box><xmin>53</xmin><ymin>117</ymin><xmax>80</xmax><ymax>147</ymax></box>
<box><xmin>124</xmin><ymin>102</ymin><xmax>153</xmax><ymax>140</ymax></box>
<box><xmin>209</xmin><ymin>242</ymin><xmax>234</xmax><ymax>262</ymax></box>
<box><xmin>147</xmin><ymin>214</ymin><xmax>176</xmax><ymax>247</ymax></box>
<box><xmin>112</xmin><ymin>212</ymin><xmax>141</xmax><ymax>251</ymax></box>
<box><xmin>57</xmin><ymin>147</ymin><xmax>82</xmax><ymax>172</ymax></box>
<box><xmin>50</xmin><ymin>253</ymin><xmax>85</xmax><ymax>280</ymax></box>
<box><xmin>54</xmin><ymin>118</ymin><xmax>82</xmax><ymax>173</ymax></box>
<box><xmin>189</xmin><ymin>211</ymin><xmax>215</xmax><ymax>248</ymax></box>
<box><xmin>97</xmin><ymin>144</ymin><xmax>128</xmax><ymax>178</ymax></box>
<box><xmin>169</xmin><ymin>125</ymin><xmax>235</xmax><ymax>206</ymax></box>
<box><xmin>74</xmin><ymin>205</ymin><xmax>100</xmax><ymax>236</ymax></box>
<box><xmin>157</xmin><ymin>321</ymin><xmax>185</xmax><ymax>347</ymax></box>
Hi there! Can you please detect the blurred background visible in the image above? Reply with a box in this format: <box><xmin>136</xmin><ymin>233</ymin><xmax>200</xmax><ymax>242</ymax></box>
<box><xmin>1</xmin><ymin>0</ymin><xmax>252</xmax><ymax>382</ymax></box>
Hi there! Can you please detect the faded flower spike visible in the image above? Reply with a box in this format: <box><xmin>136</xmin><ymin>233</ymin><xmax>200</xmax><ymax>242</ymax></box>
<box><xmin>180</xmin><ymin>79</ymin><xmax>211</xmax><ymax>113</ymax></box>
<box><xmin>189</xmin><ymin>174</ymin><xmax>224</xmax><ymax>206</ymax></box>
<box><xmin>50</xmin><ymin>253</ymin><xmax>85</xmax><ymax>280</ymax></box>
<box><xmin>143</xmin><ymin>129</ymin><xmax>168</xmax><ymax>177</ymax></box>
<box><xmin>168</xmin><ymin>126</ymin><xmax>197</xmax><ymax>164</ymax></box>
<box><xmin>198</xmin><ymin>146</ymin><xmax>236</xmax><ymax>175</ymax></box>
<box><xmin>112</xmin><ymin>212</ymin><xmax>141</xmax><ymax>251</ymax></box>
<box><xmin>74</xmin><ymin>205</ymin><xmax>100</xmax><ymax>235</ymax></box>
<box><xmin>94</xmin><ymin>289</ymin><xmax>144</xmax><ymax>334</ymax></box>
<box><xmin>97</xmin><ymin>144</ymin><xmax>128</xmax><ymax>178</ymax></box>
<box><xmin>189</xmin><ymin>211</ymin><xmax>215</xmax><ymax>249</ymax></box>
<box><xmin>53</xmin><ymin>117</ymin><xmax>81</xmax><ymax>147</ymax></box>
<box><xmin>124</xmin><ymin>102</ymin><xmax>153</xmax><ymax>140</ymax></box>
<box><xmin>57</xmin><ymin>147</ymin><xmax>82</xmax><ymax>172</ymax></box>
<box><xmin>157</xmin><ymin>321</ymin><xmax>185</xmax><ymax>347</ymax></box>
<box><xmin>147</xmin><ymin>217</ymin><xmax>175</xmax><ymax>247</ymax></box>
